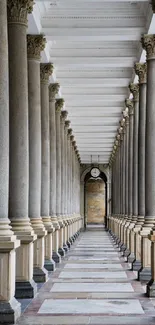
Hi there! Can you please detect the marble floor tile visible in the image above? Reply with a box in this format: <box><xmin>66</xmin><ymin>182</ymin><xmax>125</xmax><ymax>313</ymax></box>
<box><xmin>38</xmin><ymin>299</ymin><xmax>144</xmax><ymax>314</ymax></box>
<box><xmin>59</xmin><ymin>271</ymin><xmax>127</xmax><ymax>278</ymax></box>
<box><xmin>51</xmin><ymin>282</ymin><xmax>134</xmax><ymax>292</ymax></box>
<box><xmin>64</xmin><ymin>263</ymin><xmax>123</xmax><ymax>269</ymax></box>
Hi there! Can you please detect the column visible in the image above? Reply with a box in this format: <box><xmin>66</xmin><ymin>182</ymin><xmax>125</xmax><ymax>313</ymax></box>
<box><xmin>128</xmin><ymin>83</ymin><xmax>139</xmax><ymax>263</ymax></box>
<box><xmin>120</xmin><ymin>109</ymin><xmax>129</xmax><ymax>250</ymax></box>
<box><xmin>55</xmin><ymin>98</ymin><xmax>65</xmax><ymax>257</ymax></box>
<box><xmin>0</xmin><ymin>1</ymin><xmax>20</xmax><ymax>322</ymax></box>
<box><xmin>132</xmin><ymin>63</ymin><xmax>147</xmax><ymax>271</ymax></box>
<box><xmin>124</xmin><ymin>99</ymin><xmax>134</xmax><ymax>256</ymax></box>
<box><xmin>8</xmin><ymin>0</ymin><xmax>37</xmax><ymax>299</ymax></box>
<box><xmin>27</xmin><ymin>35</ymin><xmax>47</xmax><ymax>283</ymax></box>
<box><xmin>61</xmin><ymin>110</ymin><xmax>69</xmax><ymax>252</ymax></box>
<box><xmin>49</xmin><ymin>83</ymin><xmax>61</xmax><ymax>263</ymax></box>
<box><xmin>67</xmin><ymin>128</ymin><xmax>73</xmax><ymax>243</ymax></box>
<box><xmin>40</xmin><ymin>63</ymin><xmax>55</xmax><ymax>271</ymax></box>
<box><xmin>140</xmin><ymin>35</ymin><xmax>155</xmax><ymax>295</ymax></box>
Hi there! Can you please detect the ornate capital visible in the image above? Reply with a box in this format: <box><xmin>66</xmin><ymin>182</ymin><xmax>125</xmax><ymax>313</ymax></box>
<box><xmin>65</xmin><ymin>120</ymin><xmax>70</xmax><ymax>129</ymax></box>
<box><xmin>129</xmin><ymin>83</ymin><xmax>139</xmax><ymax>101</ymax></box>
<box><xmin>55</xmin><ymin>98</ymin><xmax>64</xmax><ymax>112</ymax></box>
<box><xmin>141</xmin><ymin>34</ymin><xmax>155</xmax><ymax>60</ymax></box>
<box><xmin>123</xmin><ymin>109</ymin><xmax>129</xmax><ymax>126</ymax></box>
<box><xmin>125</xmin><ymin>99</ymin><xmax>134</xmax><ymax>115</ymax></box>
<box><xmin>49</xmin><ymin>83</ymin><xmax>60</xmax><ymax>101</ymax></box>
<box><xmin>61</xmin><ymin>110</ymin><xmax>68</xmax><ymax>120</ymax></box>
<box><xmin>7</xmin><ymin>0</ymin><xmax>34</xmax><ymax>25</ymax></box>
<box><xmin>134</xmin><ymin>62</ymin><xmax>147</xmax><ymax>84</ymax></box>
<box><xmin>72</xmin><ymin>140</ymin><xmax>76</xmax><ymax>148</ymax></box>
<box><xmin>68</xmin><ymin>128</ymin><xmax>72</xmax><ymax>136</ymax></box>
<box><xmin>40</xmin><ymin>63</ymin><xmax>53</xmax><ymax>83</ymax></box>
<box><xmin>27</xmin><ymin>35</ymin><xmax>46</xmax><ymax>60</ymax></box>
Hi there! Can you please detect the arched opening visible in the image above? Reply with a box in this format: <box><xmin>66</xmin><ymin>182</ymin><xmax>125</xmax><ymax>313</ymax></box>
<box><xmin>84</xmin><ymin>170</ymin><xmax>107</xmax><ymax>229</ymax></box>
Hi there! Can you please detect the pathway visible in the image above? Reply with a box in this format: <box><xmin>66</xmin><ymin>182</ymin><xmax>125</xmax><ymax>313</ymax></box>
<box><xmin>16</xmin><ymin>227</ymin><xmax>155</xmax><ymax>325</ymax></box>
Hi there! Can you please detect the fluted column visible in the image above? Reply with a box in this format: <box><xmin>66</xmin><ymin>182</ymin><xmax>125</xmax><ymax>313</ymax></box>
<box><xmin>61</xmin><ymin>111</ymin><xmax>69</xmax><ymax>252</ymax></box>
<box><xmin>8</xmin><ymin>0</ymin><xmax>37</xmax><ymax>299</ymax></box>
<box><xmin>0</xmin><ymin>1</ymin><xmax>20</xmax><ymax>321</ymax></box>
<box><xmin>55</xmin><ymin>98</ymin><xmax>65</xmax><ymax>256</ymax></box>
<box><xmin>141</xmin><ymin>35</ymin><xmax>155</xmax><ymax>294</ymax></box>
<box><xmin>40</xmin><ymin>63</ymin><xmax>55</xmax><ymax>272</ymax></box>
<box><xmin>49</xmin><ymin>83</ymin><xmax>61</xmax><ymax>263</ymax></box>
<box><xmin>27</xmin><ymin>35</ymin><xmax>47</xmax><ymax>283</ymax></box>
<box><xmin>124</xmin><ymin>99</ymin><xmax>134</xmax><ymax>255</ymax></box>
<box><xmin>127</xmin><ymin>84</ymin><xmax>139</xmax><ymax>263</ymax></box>
<box><xmin>132</xmin><ymin>63</ymin><xmax>147</xmax><ymax>271</ymax></box>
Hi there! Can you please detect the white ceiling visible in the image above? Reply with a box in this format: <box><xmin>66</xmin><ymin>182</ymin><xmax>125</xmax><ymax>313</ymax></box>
<box><xmin>28</xmin><ymin>0</ymin><xmax>153</xmax><ymax>164</ymax></box>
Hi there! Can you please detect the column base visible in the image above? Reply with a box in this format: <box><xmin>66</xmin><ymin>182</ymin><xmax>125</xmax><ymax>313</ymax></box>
<box><xmin>33</xmin><ymin>267</ymin><xmax>48</xmax><ymax>283</ymax></box>
<box><xmin>67</xmin><ymin>240</ymin><xmax>71</xmax><ymax>248</ymax></box>
<box><xmin>63</xmin><ymin>244</ymin><xmax>69</xmax><ymax>252</ymax></box>
<box><xmin>44</xmin><ymin>259</ymin><xmax>55</xmax><ymax>271</ymax></box>
<box><xmin>127</xmin><ymin>253</ymin><xmax>135</xmax><ymax>263</ymax></box>
<box><xmin>123</xmin><ymin>248</ymin><xmax>130</xmax><ymax>257</ymax></box>
<box><xmin>146</xmin><ymin>279</ymin><xmax>155</xmax><ymax>297</ymax></box>
<box><xmin>138</xmin><ymin>267</ymin><xmax>151</xmax><ymax>282</ymax></box>
<box><xmin>0</xmin><ymin>297</ymin><xmax>21</xmax><ymax>324</ymax></box>
<box><xmin>15</xmin><ymin>279</ymin><xmax>37</xmax><ymax>299</ymax></box>
<box><xmin>69</xmin><ymin>237</ymin><xmax>74</xmax><ymax>244</ymax></box>
<box><xmin>58</xmin><ymin>247</ymin><xmax>65</xmax><ymax>257</ymax></box>
<box><xmin>132</xmin><ymin>259</ymin><xmax>142</xmax><ymax>271</ymax></box>
<box><xmin>52</xmin><ymin>251</ymin><xmax>61</xmax><ymax>263</ymax></box>
<box><xmin>119</xmin><ymin>243</ymin><xmax>126</xmax><ymax>251</ymax></box>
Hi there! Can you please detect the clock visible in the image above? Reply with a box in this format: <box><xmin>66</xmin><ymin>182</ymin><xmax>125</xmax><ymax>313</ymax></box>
<box><xmin>90</xmin><ymin>167</ymin><xmax>100</xmax><ymax>178</ymax></box>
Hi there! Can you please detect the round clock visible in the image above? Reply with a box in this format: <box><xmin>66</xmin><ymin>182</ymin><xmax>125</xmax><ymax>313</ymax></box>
<box><xmin>90</xmin><ymin>167</ymin><xmax>100</xmax><ymax>178</ymax></box>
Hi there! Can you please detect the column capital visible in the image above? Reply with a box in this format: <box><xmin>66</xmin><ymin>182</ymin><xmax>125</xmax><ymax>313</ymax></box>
<box><xmin>61</xmin><ymin>110</ymin><xmax>68</xmax><ymax>122</ymax></box>
<box><xmin>72</xmin><ymin>140</ymin><xmax>76</xmax><ymax>149</ymax></box>
<box><xmin>49</xmin><ymin>83</ymin><xmax>60</xmax><ymax>101</ymax></box>
<box><xmin>68</xmin><ymin>128</ymin><xmax>72</xmax><ymax>136</ymax></box>
<box><xmin>129</xmin><ymin>83</ymin><xmax>139</xmax><ymax>101</ymax></box>
<box><xmin>65</xmin><ymin>120</ymin><xmax>70</xmax><ymax>130</ymax></box>
<box><xmin>125</xmin><ymin>99</ymin><xmax>134</xmax><ymax>115</ymax></box>
<box><xmin>27</xmin><ymin>35</ymin><xmax>46</xmax><ymax>60</ymax></box>
<box><xmin>134</xmin><ymin>62</ymin><xmax>147</xmax><ymax>84</ymax></box>
<box><xmin>141</xmin><ymin>34</ymin><xmax>155</xmax><ymax>60</ymax></box>
<box><xmin>40</xmin><ymin>63</ymin><xmax>53</xmax><ymax>84</ymax></box>
<box><xmin>123</xmin><ymin>108</ymin><xmax>129</xmax><ymax>126</ymax></box>
<box><xmin>55</xmin><ymin>98</ymin><xmax>64</xmax><ymax>112</ymax></box>
<box><xmin>7</xmin><ymin>0</ymin><xmax>34</xmax><ymax>25</ymax></box>
<box><xmin>70</xmin><ymin>135</ymin><xmax>74</xmax><ymax>142</ymax></box>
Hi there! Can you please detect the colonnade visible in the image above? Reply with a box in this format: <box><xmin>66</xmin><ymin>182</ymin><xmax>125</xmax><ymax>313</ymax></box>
<box><xmin>0</xmin><ymin>1</ymin><xmax>82</xmax><ymax>323</ymax></box>
<box><xmin>108</xmin><ymin>32</ymin><xmax>155</xmax><ymax>297</ymax></box>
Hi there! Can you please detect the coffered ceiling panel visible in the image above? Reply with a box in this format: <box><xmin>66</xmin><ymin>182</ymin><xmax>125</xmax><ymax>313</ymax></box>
<box><xmin>28</xmin><ymin>0</ymin><xmax>152</xmax><ymax>163</ymax></box>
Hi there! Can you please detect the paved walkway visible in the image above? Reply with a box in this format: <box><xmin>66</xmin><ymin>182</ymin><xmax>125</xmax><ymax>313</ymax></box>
<box><xmin>16</xmin><ymin>228</ymin><xmax>155</xmax><ymax>325</ymax></box>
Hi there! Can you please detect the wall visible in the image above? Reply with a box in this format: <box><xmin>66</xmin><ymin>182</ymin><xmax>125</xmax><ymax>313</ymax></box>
<box><xmin>86</xmin><ymin>178</ymin><xmax>105</xmax><ymax>224</ymax></box>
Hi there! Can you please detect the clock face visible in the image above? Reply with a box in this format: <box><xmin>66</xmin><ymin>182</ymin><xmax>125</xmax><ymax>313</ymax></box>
<box><xmin>91</xmin><ymin>167</ymin><xmax>100</xmax><ymax>178</ymax></box>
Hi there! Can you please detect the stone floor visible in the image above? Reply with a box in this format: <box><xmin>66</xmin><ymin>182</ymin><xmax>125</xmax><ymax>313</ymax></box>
<box><xmin>16</xmin><ymin>227</ymin><xmax>155</xmax><ymax>325</ymax></box>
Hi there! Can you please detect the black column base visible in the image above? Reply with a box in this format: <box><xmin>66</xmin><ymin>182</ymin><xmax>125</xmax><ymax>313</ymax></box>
<box><xmin>146</xmin><ymin>279</ymin><xmax>155</xmax><ymax>297</ymax></box>
<box><xmin>127</xmin><ymin>253</ymin><xmax>135</xmax><ymax>263</ymax></box>
<box><xmin>0</xmin><ymin>298</ymin><xmax>21</xmax><ymax>324</ymax></box>
<box><xmin>123</xmin><ymin>248</ymin><xmax>130</xmax><ymax>257</ymax></box>
<box><xmin>58</xmin><ymin>247</ymin><xmax>65</xmax><ymax>257</ymax></box>
<box><xmin>120</xmin><ymin>244</ymin><xmax>126</xmax><ymax>252</ymax></box>
<box><xmin>138</xmin><ymin>267</ymin><xmax>151</xmax><ymax>282</ymax></box>
<box><xmin>67</xmin><ymin>240</ymin><xmax>71</xmax><ymax>248</ymax></box>
<box><xmin>132</xmin><ymin>259</ymin><xmax>142</xmax><ymax>271</ymax></box>
<box><xmin>33</xmin><ymin>266</ymin><xmax>48</xmax><ymax>283</ymax></box>
<box><xmin>52</xmin><ymin>251</ymin><xmax>61</xmax><ymax>263</ymax></box>
<box><xmin>15</xmin><ymin>279</ymin><xmax>37</xmax><ymax>299</ymax></box>
<box><xmin>63</xmin><ymin>244</ymin><xmax>69</xmax><ymax>252</ymax></box>
<box><xmin>44</xmin><ymin>259</ymin><xmax>55</xmax><ymax>271</ymax></box>
<box><xmin>69</xmin><ymin>237</ymin><xmax>74</xmax><ymax>244</ymax></box>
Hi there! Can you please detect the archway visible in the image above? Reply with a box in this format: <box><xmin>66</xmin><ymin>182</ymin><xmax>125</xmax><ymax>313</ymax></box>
<box><xmin>84</xmin><ymin>170</ymin><xmax>107</xmax><ymax>229</ymax></box>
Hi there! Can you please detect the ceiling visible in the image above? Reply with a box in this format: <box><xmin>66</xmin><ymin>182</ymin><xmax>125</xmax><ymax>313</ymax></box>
<box><xmin>28</xmin><ymin>0</ymin><xmax>152</xmax><ymax>164</ymax></box>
